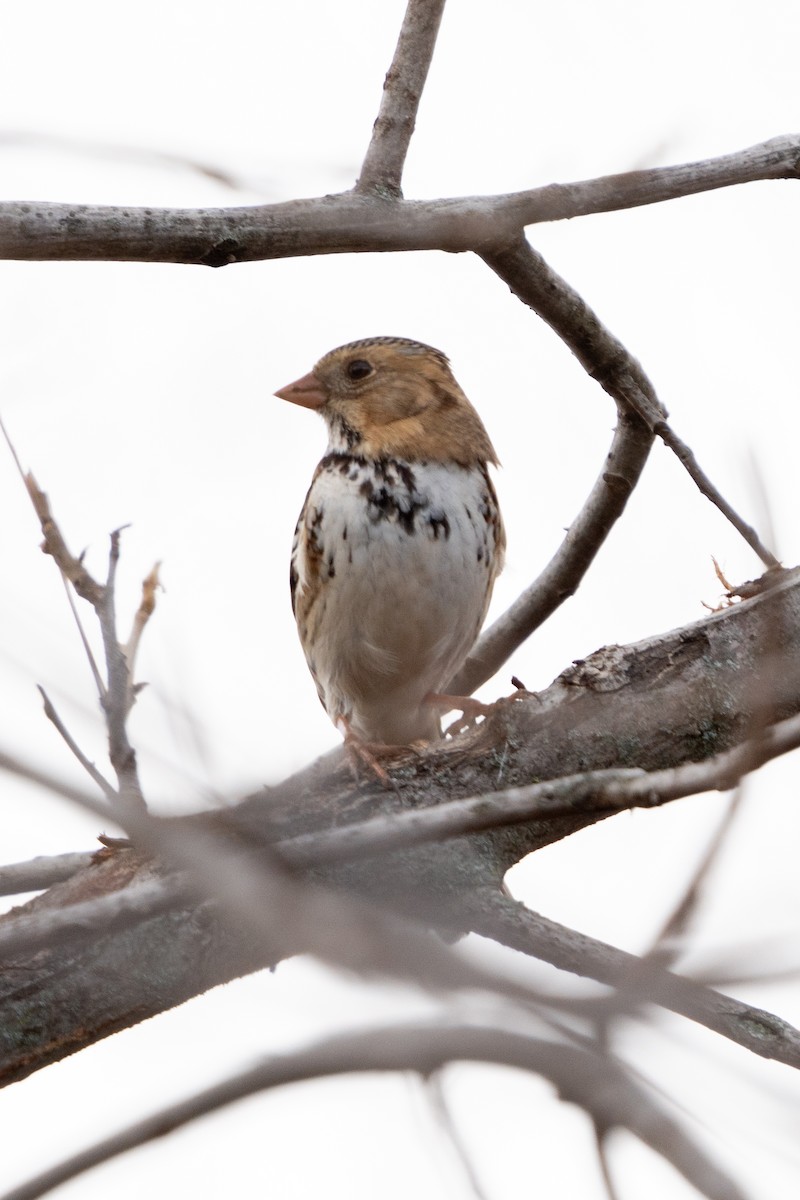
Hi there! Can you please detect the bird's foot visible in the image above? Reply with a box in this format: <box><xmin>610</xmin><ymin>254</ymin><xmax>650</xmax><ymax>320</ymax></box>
<box><xmin>429</xmin><ymin>677</ymin><xmax>537</xmax><ymax>738</ymax></box>
<box><xmin>336</xmin><ymin>718</ymin><xmax>408</xmax><ymax>788</ymax></box>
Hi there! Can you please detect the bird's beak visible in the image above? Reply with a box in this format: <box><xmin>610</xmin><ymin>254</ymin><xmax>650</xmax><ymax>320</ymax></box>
<box><xmin>274</xmin><ymin>370</ymin><xmax>327</xmax><ymax>410</ymax></box>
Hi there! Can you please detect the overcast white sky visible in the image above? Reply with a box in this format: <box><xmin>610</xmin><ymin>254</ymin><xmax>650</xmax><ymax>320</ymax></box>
<box><xmin>1</xmin><ymin>2</ymin><xmax>799</xmax><ymax>1198</ymax></box>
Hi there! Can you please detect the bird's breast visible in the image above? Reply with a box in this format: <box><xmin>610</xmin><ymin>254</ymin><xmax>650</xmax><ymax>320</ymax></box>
<box><xmin>291</xmin><ymin>452</ymin><xmax>503</xmax><ymax>741</ymax></box>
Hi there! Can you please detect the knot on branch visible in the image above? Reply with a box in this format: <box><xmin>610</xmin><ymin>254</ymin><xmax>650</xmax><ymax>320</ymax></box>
<box><xmin>199</xmin><ymin>238</ymin><xmax>246</xmax><ymax>268</ymax></box>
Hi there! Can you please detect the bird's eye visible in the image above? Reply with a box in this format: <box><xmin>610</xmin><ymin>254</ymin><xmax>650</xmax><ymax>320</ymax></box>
<box><xmin>346</xmin><ymin>359</ymin><xmax>373</xmax><ymax>381</ymax></box>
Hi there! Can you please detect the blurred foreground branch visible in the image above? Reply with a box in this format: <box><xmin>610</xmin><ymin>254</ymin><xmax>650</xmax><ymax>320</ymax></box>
<box><xmin>3</xmin><ymin>565</ymin><xmax>800</xmax><ymax>1087</ymax></box>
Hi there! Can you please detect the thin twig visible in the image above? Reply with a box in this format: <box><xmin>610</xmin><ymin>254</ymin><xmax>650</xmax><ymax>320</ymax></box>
<box><xmin>479</xmin><ymin>236</ymin><xmax>778</xmax><ymax>569</ymax></box>
<box><xmin>356</xmin><ymin>0</ymin><xmax>447</xmax><ymax>197</ymax></box>
<box><xmin>424</xmin><ymin>1074</ymin><xmax>498</xmax><ymax>1200</ymax></box>
<box><xmin>25</xmin><ymin>471</ymin><xmax>106</xmax><ymax>604</ymax></box>
<box><xmin>451</xmin><ymin>411</ymin><xmax>654</xmax><ymax>694</ymax></box>
<box><xmin>451</xmin><ymin>240</ymin><xmax>660</xmax><ymax>694</ymax></box>
<box><xmin>649</xmin><ymin>790</ymin><xmax>745</xmax><ymax>967</ymax></box>
<box><xmin>452</xmin><ymin>238</ymin><xmax>662</xmax><ymax>692</ymax></box>
<box><xmin>95</xmin><ymin>528</ymin><xmax>146</xmax><ymax>810</ymax></box>
<box><xmin>60</xmin><ymin>574</ymin><xmax>106</xmax><ymax>699</ymax></box>
<box><xmin>594</xmin><ymin>1128</ymin><xmax>624</xmax><ymax>1200</ymax></box>
<box><xmin>654</xmin><ymin>421</ymin><xmax>779</xmax><ymax>567</ymax></box>
<box><xmin>0</xmin><ymin>1024</ymin><xmax>750</xmax><ymax>1200</ymax></box>
<box><xmin>6</xmin><ymin>432</ymin><xmax>148</xmax><ymax>809</ymax></box>
<box><xmin>123</xmin><ymin>562</ymin><xmax>161</xmax><ymax>675</ymax></box>
<box><xmin>36</xmin><ymin>686</ymin><xmax>118</xmax><ymax>801</ymax></box>
<box><xmin>464</xmin><ymin>893</ymin><xmax>800</xmax><ymax>1071</ymax></box>
<box><xmin>0</xmin><ymin>417</ymin><xmax>106</xmax><ymax>604</ymax></box>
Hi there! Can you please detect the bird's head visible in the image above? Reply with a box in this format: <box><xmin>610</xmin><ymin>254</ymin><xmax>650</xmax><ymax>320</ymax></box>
<box><xmin>275</xmin><ymin>336</ymin><xmax>498</xmax><ymax>466</ymax></box>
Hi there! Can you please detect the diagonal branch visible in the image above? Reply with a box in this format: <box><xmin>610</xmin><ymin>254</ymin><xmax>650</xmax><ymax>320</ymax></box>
<box><xmin>479</xmin><ymin>236</ymin><xmax>778</xmax><ymax>568</ymax></box>
<box><xmin>451</xmin><ymin>418</ymin><xmax>650</xmax><ymax>694</ymax></box>
<box><xmin>656</xmin><ymin>423</ymin><xmax>779</xmax><ymax>567</ymax></box>
<box><xmin>356</xmin><ymin>0</ymin><xmax>447</xmax><ymax>197</ymax></box>
<box><xmin>465</xmin><ymin>893</ymin><xmax>800</xmax><ymax>1071</ymax></box>
<box><xmin>36</xmin><ymin>687</ymin><xmax>118</xmax><ymax>802</ymax></box>
<box><xmin>452</xmin><ymin>243</ymin><xmax>661</xmax><ymax>692</ymax></box>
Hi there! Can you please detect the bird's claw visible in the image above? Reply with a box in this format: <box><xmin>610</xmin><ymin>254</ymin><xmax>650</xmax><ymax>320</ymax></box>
<box><xmin>429</xmin><ymin>682</ymin><xmax>536</xmax><ymax>739</ymax></box>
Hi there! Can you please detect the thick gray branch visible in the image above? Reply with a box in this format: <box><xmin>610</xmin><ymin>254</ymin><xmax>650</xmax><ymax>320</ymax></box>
<box><xmin>0</xmin><ymin>136</ymin><xmax>797</xmax><ymax>265</ymax></box>
<box><xmin>277</xmin><ymin>708</ymin><xmax>800</xmax><ymax>865</ymax></box>
<box><xmin>2</xmin><ymin>569</ymin><xmax>800</xmax><ymax>1084</ymax></box>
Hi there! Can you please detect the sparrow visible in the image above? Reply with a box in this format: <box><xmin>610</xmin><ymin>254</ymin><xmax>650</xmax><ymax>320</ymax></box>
<box><xmin>276</xmin><ymin>336</ymin><xmax>505</xmax><ymax>751</ymax></box>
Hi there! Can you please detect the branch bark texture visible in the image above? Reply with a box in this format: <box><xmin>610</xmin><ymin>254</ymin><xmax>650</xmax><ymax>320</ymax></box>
<box><xmin>3</xmin><ymin>569</ymin><xmax>800</xmax><ymax>1084</ymax></box>
<box><xmin>0</xmin><ymin>136</ymin><xmax>796</xmax><ymax>265</ymax></box>
<box><xmin>356</xmin><ymin>0</ymin><xmax>447</xmax><ymax>196</ymax></box>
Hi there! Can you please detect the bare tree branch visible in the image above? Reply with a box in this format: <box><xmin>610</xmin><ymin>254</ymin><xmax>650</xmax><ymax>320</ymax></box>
<box><xmin>355</xmin><ymin>0</ymin><xmax>447</xmax><ymax>197</ymax></box>
<box><xmin>4</xmin><ymin>684</ymin><xmax>800</xmax><ymax>1080</ymax></box>
<box><xmin>95</xmin><ymin>528</ymin><xmax>146</xmax><ymax>808</ymax></box>
<box><xmin>594</xmin><ymin>1128</ymin><xmax>624</xmax><ymax>1200</ymax></box>
<box><xmin>59</xmin><ymin>574</ymin><xmax>106</xmax><ymax>699</ymax></box>
<box><xmin>274</xmin><ymin>709</ymin><xmax>800</xmax><ymax>866</ymax></box>
<box><xmin>649</xmin><ymin>790</ymin><xmax>745</xmax><ymax>966</ymax></box>
<box><xmin>478</xmin><ymin>236</ymin><xmax>779</xmax><ymax>569</ymax></box>
<box><xmin>465</xmin><ymin>893</ymin><xmax>800</xmax><ymax>1071</ymax></box>
<box><xmin>654</xmin><ymin>424</ymin><xmax>780</xmax><ymax>568</ymax></box>
<box><xmin>0</xmin><ymin>872</ymin><xmax>185</xmax><ymax>959</ymax></box>
<box><xmin>0</xmin><ymin>136</ymin><xmax>796</xmax><ymax>265</ymax></box>
<box><xmin>451</xmin><ymin>242</ymin><xmax>661</xmax><ymax>692</ymax></box>
<box><xmin>0</xmin><ymin>852</ymin><xmax>94</xmax><ymax>897</ymax></box>
<box><xmin>452</xmin><ymin>412</ymin><xmax>652</xmax><ymax>694</ymax></box>
<box><xmin>0</xmin><ymin>1024</ymin><xmax>750</xmax><ymax>1200</ymax></box>
<box><xmin>2</xmin><ymin>562</ymin><xmax>800</xmax><ymax>1082</ymax></box>
<box><xmin>22</xmin><ymin>470</ymin><xmax>106</xmax><ymax>604</ymax></box>
<box><xmin>122</xmin><ymin>561</ymin><xmax>161</xmax><ymax>676</ymax></box>
<box><xmin>36</xmin><ymin>686</ymin><xmax>118</xmax><ymax>801</ymax></box>
<box><xmin>0</xmin><ymin>751</ymin><xmax>569</xmax><ymax>1025</ymax></box>
<box><xmin>1</xmin><ymin>0</ymin><xmax>796</xmax><ymax>1190</ymax></box>
<box><xmin>424</xmin><ymin>1075</ymin><xmax>492</xmax><ymax>1200</ymax></box>
<box><xmin>4</xmin><ymin>448</ymin><xmax>150</xmax><ymax>810</ymax></box>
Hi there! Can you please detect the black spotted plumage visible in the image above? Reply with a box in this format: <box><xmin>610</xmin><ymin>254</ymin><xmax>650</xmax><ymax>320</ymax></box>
<box><xmin>277</xmin><ymin>337</ymin><xmax>505</xmax><ymax>745</ymax></box>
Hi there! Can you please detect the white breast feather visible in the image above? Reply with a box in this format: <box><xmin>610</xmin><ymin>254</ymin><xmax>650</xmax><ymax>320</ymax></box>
<box><xmin>293</xmin><ymin>456</ymin><xmax>500</xmax><ymax>743</ymax></box>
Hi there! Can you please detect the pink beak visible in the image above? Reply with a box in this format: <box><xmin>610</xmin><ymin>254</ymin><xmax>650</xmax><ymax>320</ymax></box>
<box><xmin>275</xmin><ymin>370</ymin><xmax>327</xmax><ymax>410</ymax></box>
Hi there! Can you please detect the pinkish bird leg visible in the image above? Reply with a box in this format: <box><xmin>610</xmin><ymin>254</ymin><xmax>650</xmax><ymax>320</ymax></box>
<box><xmin>428</xmin><ymin>687</ymin><xmax>535</xmax><ymax>738</ymax></box>
<box><xmin>427</xmin><ymin>692</ymin><xmax>494</xmax><ymax>737</ymax></box>
<box><xmin>336</xmin><ymin>717</ymin><xmax>394</xmax><ymax>787</ymax></box>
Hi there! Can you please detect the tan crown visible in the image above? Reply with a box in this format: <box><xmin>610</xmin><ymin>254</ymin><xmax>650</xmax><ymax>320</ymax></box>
<box><xmin>276</xmin><ymin>337</ymin><xmax>499</xmax><ymax>466</ymax></box>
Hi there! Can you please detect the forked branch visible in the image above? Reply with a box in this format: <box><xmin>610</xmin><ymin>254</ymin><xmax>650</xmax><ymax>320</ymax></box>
<box><xmin>1</xmin><ymin>421</ymin><xmax>157</xmax><ymax>810</ymax></box>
